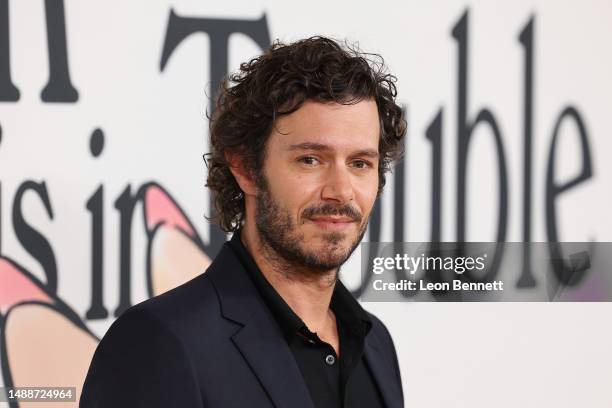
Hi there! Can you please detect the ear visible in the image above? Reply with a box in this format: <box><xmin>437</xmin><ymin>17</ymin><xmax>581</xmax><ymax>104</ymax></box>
<box><xmin>226</xmin><ymin>152</ymin><xmax>257</xmax><ymax>196</ymax></box>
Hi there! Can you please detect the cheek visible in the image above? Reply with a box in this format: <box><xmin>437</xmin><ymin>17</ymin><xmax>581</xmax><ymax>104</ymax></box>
<box><xmin>275</xmin><ymin>174</ymin><xmax>320</xmax><ymax>199</ymax></box>
<box><xmin>265</xmin><ymin>172</ymin><xmax>319</xmax><ymax>216</ymax></box>
<box><xmin>354</xmin><ymin>178</ymin><xmax>379</xmax><ymax>213</ymax></box>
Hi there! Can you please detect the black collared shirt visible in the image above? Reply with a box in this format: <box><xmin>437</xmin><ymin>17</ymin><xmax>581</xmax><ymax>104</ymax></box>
<box><xmin>229</xmin><ymin>231</ymin><xmax>386</xmax><ymax>408</ymax></box>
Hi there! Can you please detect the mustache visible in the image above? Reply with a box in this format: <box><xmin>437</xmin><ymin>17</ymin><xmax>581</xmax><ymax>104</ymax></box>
<box><xmin>302</xmin><ymin>203</ymin><xmax>363</xmax><ymax>223</ymax></box>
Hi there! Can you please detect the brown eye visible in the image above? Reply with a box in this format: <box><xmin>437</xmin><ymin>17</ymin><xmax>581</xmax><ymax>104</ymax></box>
<box><xmin>351</xmin><ymin>159</ymin><xmax>372</xmax><ymax>169</ymax></box>
<box><xmin>298</xmin><ymin>156</ymin><xmax>320</xmax><ymax>166</ymax></box>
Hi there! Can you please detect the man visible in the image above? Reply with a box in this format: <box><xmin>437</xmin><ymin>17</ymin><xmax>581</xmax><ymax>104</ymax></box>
<box><xmin>80</xmin><ymin>36</ymin><xmax>406</xmax><ymax>408</ymax></box>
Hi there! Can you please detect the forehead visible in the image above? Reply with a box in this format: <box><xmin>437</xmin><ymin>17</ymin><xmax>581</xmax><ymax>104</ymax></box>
<box><xmin>269</xmin><ymin>100</ymin><xmax>380</xmax><ymax>152</ymax></box>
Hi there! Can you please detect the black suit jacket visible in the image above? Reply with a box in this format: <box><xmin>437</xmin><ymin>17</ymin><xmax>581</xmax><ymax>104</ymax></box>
<box><xmin>80</xmin><ymin>242</ymin><xmax>404</xmax><ymax>407</ymax></box>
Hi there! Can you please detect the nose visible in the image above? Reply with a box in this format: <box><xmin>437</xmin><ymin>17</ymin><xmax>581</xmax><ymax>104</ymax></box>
<box><xmin>321</xmin><ymin>164</ymin><xmax>355</xmax><ymax>204</ymax></box>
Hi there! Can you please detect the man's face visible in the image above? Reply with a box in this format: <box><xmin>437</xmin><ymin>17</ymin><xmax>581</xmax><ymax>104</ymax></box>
<box><xmin>254</xmin><ymin>99</ymin><xmax>380</xmax><ymax>276</ymax></box>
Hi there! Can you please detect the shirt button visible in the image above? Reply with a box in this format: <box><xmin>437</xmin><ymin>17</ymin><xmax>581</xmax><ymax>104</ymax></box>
<box><xmin>325</xmin><ymin>354</ymin><xmax>336</xmax><ymax>365</ymax></box>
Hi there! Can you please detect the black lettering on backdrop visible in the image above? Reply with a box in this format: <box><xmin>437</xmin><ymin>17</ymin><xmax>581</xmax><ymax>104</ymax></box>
<box><xmin>518</xmin><ymin>17</ymin><xmax>536</xmax><ymax>287</ymax></box>
<box><xmin>452</xmin><ymin>10</ymin><xmax>508</xmax><ymax>283</ymax></box>
<box><xmin>12</xmin><ymin>181</ymin><xmax>57</xmax><ymax>293</ymax></box>
<box><xmin>452</xmin><ymin>11</ymin><xmax>509</xmax><ymax>245</ymax></box>
<box><xmin>546</xmin><ymin>107</ymin><xmax>593</xmax><ymax>284</ymax></box>
<box><xmin>86</xmin><ymin>186</ymin><xmax>106</xmax><ymax>319</ymax></box>
<box><xmin>0</xmin><ymin>0</ymin><xmax>78</xmax><ymax>102</ymax></box>
<box><xmin>0</xmin><ymin>0</ymin><xmax>18</xmax><ymax>101</ymax></box>
<box><xmin>160</xmin><ymin>10</ymin><xmax>271</xmax><ymax>257</ymax></box>
<box><xmin>426</xmin><ymin>109</ymin><xmax>443</xmax><ymax>242</ymax></box>
<box><xmin>41</xmin><ymin>0</ymin><xmax>78</xmax><ymax>102</ymax></box>
<box><xmin>85</xmin><ymin>181</ymin><xmax>150</xmax><ymax>319</ymax></box>
<box><xmin>85</xmin><ymin>128</ymin><xmax>108</xmax><ymax>319</ymax></box>
<box><xmin>352</xmin><ymin>9</ymin><xmax>595</xmax><ymax>296</ymax></box>
<box><xmin>419</xmin><ymin>110</ymin><xmax>447</xmax><ymax>298</ymax></box>
<box><xmin>114</xmin><ymin>186</ymin><xmax>140</xmax><ymax>316</ymax></box>
<box><xmin>393</xmin><ymin>106</ymin><xmax>408</xmax><ymax>244</ymax></box>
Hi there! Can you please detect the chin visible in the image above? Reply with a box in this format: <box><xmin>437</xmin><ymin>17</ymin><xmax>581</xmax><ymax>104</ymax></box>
<box><xmin>309</xmin><ymin>239</ymin><xmax>353</xmax><ymax>259</ymax></box>
<box><xmin>299</xmin><ymin>224</ymin><xmax>362</xmax><ymax>256</ymax></box>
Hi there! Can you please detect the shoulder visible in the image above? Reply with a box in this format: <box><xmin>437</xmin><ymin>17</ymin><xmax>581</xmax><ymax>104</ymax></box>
<box><xmin>365</xmin><ymin>311</ymin><xmax>402</xmax><ymax>378</ymax></box>
<box><xmin>81</xmin><ymin>286</ymin><xmax>206</xmax><ymax>407</ymax></box>
<box><xmin>104</xmin><ymin>271</ymin><xmax>223</xmax><ymax>349</ymax></box>
<box><xmin>136</xmin><ymin>272</ymin><xmax>218</xmax><ymax>321</ymax></box>
<box><xmin>366</xmin><ymin>311</ymin><xmax>396</xmax><ymax>350</ymax></box>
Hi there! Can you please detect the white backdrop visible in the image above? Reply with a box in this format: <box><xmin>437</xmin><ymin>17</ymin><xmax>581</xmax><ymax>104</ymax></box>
<box><xmin>0</xmin><ymin>1</ymin><xmax>611</xmax><ymax>406</ymax></box>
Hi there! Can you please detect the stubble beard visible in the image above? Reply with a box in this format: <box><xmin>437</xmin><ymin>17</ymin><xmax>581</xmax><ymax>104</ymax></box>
<box><xmin>254</xmin><ymin>175</ymin><xmax>368</xmax><ymax>282</ymax></box>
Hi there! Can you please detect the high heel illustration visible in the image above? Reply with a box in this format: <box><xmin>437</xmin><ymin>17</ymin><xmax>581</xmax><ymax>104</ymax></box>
<box><xmin>0</xmin><ymin>257</ymin><xmax>98</xmax><ymax>407</ymax></box>
<box><xmin>140</xmin><ymin>182</ymin><xmax>212</xmax><ymax>296</ymax></box>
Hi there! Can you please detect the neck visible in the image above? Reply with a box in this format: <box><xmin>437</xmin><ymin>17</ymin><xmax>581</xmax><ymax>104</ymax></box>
<box><xmin>241</xmin><ymin>222</ymin><xmax>337</xmax><ymax>336</ymax></box>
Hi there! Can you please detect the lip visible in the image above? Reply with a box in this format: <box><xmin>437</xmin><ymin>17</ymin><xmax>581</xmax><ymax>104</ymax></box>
<box><xmin>308</xmin><ymin>217</ymin><xmax>355</xmax><ymax>231</ymax></box>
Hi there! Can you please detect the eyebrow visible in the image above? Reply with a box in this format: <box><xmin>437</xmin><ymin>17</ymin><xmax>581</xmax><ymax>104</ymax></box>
<box><xmin>287</xmin><ymin>142</ymin><xmax>379</xmax><ymax>158</ymax></box>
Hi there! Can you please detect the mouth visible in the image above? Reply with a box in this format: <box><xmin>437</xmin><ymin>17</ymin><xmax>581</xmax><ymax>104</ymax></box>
<box><xmin>307</xmin><ymin>216</ymin><xmax>356</xmax><ymax>231</ymax></box>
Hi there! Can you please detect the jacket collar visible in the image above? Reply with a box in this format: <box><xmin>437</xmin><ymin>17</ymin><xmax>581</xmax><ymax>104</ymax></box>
<box><xmin>207</xmin><ymin>243</ymin><xmax>315</xmax><ymax>408</ymax></box>
<box><xmin>207</xmin><ymin>242</ymin><xmax>402</xmax><ymax>408</ymax></box>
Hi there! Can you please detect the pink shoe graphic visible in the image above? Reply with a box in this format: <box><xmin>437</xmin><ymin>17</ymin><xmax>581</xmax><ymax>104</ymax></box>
<box><xmin>0</xmin><ymin>182</ymin><xmax>215</xmax><ymax>406</ymax></box>
<box><xmin>0</xmin><ymin>257</ymin><xmax>98</xmax><ymax>407</ymax></box>
<box><xmin>141</xmin><ymin>182</ymin><xmax>212</xmax><ymax>297</ymax></box>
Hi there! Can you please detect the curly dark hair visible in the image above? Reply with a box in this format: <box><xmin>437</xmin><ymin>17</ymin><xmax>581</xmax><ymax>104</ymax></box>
<box><xmin>206</xmin><ymin>36</ymin><xmax>406</xmax><ymax>233</ymax></box>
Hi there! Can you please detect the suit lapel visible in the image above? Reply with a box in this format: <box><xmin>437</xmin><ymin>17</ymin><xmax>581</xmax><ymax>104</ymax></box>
<box><xmin>208</xmin><ymin>244</ymin><xmax>314</xmax><ymax>408</ymax></box>
<box><xmin>364</xmin><ymin>334</ymin><xmax>403</xmax><ymax>408</ymax></box>
<box><xmin>232</xmin><ymin>310</ymin><xmax>314</xmax><ymax>408</ymax></box>
<box><xmin>209</xmin><ymin>243</ymin><xmax>402</xmax><ymax>408</ymax></box>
